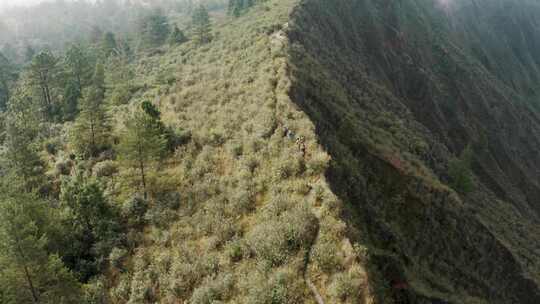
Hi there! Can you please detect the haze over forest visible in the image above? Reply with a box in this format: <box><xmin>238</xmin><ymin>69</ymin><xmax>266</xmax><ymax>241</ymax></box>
<box><xmin>1</xmin><ymin>0</ymin><xmax>54</xmax><ymax>9</ymax></box>
<box><xmin>2</xmin><ymin>0</ymin><xmax>540</xmax><ymax>303</ymax></box>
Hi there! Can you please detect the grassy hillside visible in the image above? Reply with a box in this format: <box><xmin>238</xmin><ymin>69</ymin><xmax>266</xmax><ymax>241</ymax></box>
<box><xmin>105</xmin><ymin>0</ymin><xmax>540</xmax><ymax>303</ymax></box>
<box><xmin>102</xmin><ymin>1</ymin><xmax>380</xmax><ymax>303</ymax></box>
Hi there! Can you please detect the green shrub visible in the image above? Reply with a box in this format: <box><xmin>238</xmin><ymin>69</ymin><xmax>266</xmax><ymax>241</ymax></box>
<box><xmin>248</xmin><ymin>205</ymin><xmax>318</xmax><ymax>266</ymax></box>
<box><xmin>274</xmin><ymin>157</ymin><xmax>303</xmax><ymax>180</ymax></box>
<box><xmin>225</xmin><ymin>238</ymin><xmax>248</xmax><ymax>263</ymax></box>
<box><xmin>448</xmin><ymin>145</ymin><xmax>474</xmax><ymax>194</ymax></box>
<box><xmin>229</xmin><ymin>188</ymin><xmax>255</xmax><ymax>214</ymax></box>
<box><xmin>122</xmin><ymin>196</ymin><xmax>149</xmax><ymax>228</ymax></box>
<box><xmin>109</xmin><ymin>84</ymin><xmax>133</xmax><ymax>106</ymax></box>
<box><xmin>166</xmin><ymin>251</ymin><xmax>220</xmax><ymax>299</ymax></box>
<box><xmin>243</xmin><ymin>269</ymin><xmax>304</xmax><ymax>304</ymax></box>
<box><xmin>190</xmin><ymin>274</ymin><xmax>234</xmax><ymax>304</ymax></box>
<box><xmin>306</xmin><ymin>150</ymin><xmax>330</xmax><ymax>175</ymax></box>
<box><xmin>144</xmin><ymin>195</ymin><xmax>180</xmax><ymax>229</ymax></box>
<box><xmin>111</xmin><ymin>272</ymin><xmax>132</xmax><ymax>303</ymax></box>
<box><xmin>312</xmin><ymin>237</ymin><xmax>342</xmax><ymax>273</ymax></box>
<box><xmin>328</xmin><ymin>266</ymin><xmax>366</xmax><ymax>303</ymax></box>
<box><xmin>83</xmin><ymin>277</ymin><xmax>108</xmax><ymax>304</ymax></box>
<box><xmin>165</xmin><ymin>126</ymin><xmax>191</xmax><ymax>151</ymax></box>
<box><xmin>109</xmin><ymin>247</ymin><xmax>128</xmax><ymax>269</ymax></box>
<box><xmin>44</xmin><ymin>139</ymin><xmax>60</xmax><ymax>155</ymax></box>
<box><xmin>155</xmin><ymin>191</ymin><xmax>182</xmax><ymax>210</ymax></box>
<box><xmin>128</xmin><ymin>268</ymin><xmax>155</xmax><ymax>304</ymax></box>
<box><xmin>54</xmin><ymin>156</ymin><xmax>73</xmax><ymax>176</ymax></box>
<box><xmin>93</xmin><ymin>160</ymin><xmax>118</xmax><ymax>178</ymax></box>
<box><xmin>227</xmin><ymin>140</ymin><xmax>244</xmax><ymax>158</ymax></box>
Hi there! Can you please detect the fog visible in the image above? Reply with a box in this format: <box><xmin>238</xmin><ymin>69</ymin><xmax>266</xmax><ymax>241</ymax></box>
<box><xmin>0</xmin><ymin>0</ymin><xmax>53</xmax><ymax>11</ymax></box>
<box><xmin>0</xmin><ymin>0</ymin><xmax>90</xmax><ymax>11</ymax></box>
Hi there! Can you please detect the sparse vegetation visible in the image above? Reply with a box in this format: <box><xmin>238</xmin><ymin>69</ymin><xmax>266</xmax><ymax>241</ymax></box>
<box><xmin>448</xmin><ymin>145</ymin><xmax>474</xmax><ymax>194</ymax></box>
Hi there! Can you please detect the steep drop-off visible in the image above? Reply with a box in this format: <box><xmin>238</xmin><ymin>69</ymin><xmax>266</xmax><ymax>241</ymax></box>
<box><xmin>286</xmin><ymin>0</ymin><xmax>540</xmax><ymax>303</ymax></box>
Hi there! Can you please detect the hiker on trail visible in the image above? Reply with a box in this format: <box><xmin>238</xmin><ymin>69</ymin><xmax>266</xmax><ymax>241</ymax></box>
<box><xmin>282</xmin><ymin>124</ymin><xmax>295</xmax><ymax>140</ymax></box>
<box><xmin>296</xmin><ymin>136</ymin><xmax>306</xmax><ymax>157</ymax></box>
<box><xmin>287</xmin><ymin>129</ymin><xmax>295</xmax><ymax>140</ymax></box>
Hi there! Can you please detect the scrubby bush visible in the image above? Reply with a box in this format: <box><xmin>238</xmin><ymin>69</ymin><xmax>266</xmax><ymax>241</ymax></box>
<box><xmin>227</xmin><ymin>140</ymin><xmax>244</xmax><ymax>158</ymax></box>
<box><xmin>166</xmin><ymin>250</ymin><xmax>220</xmax><ymax>299</ymax></box>
<box><xmin>83</xmin><ymin>276</ymin><xmax>108</xmax><ymax>304</ymax></box>
<box><xmin>144</xmin><ymin>204</ymin><xmax>178</xmax><ymax>229</ymax></box>
<box><xmin>311</xmin><ymin>237</ymin><xmax>342</xmax><ymax>273</ymax></box>
<box><xmin>207</xmin><ymin>128</ymin><xmax>226</xmax><ymax>147</ymax></box>
<box><xmin>242</xmin><ymin>269</ymin><xmax>304</xmax><ymax>304</ymax></box>
<box><xmin>111</xmin><ymin>273</ymin><xmax>132</xmax><ymax>302</ymax></box>
<box><xmin>93</xmin><ymin>160</ymin><xmax>118</xmax><ymax>178</ymax></box>
<box><xmin>248</xmin><ymin>204</ymin><xmax>318</xmax><ymax>266</ymax></box>
<box><xmin>313</xmin><ymin>183</ymin><xmax>326</xmax><ymax>202</ymax></box>
<box><xmin>155</xmin><ymin>191</ymin><xmax>182</xmax><ymax>210</ymax></box>
<box><xmin>54</xmin><ymin>155</ymin><xmax>73</xmax><ymax>176</ymax></box>
<box><xmin>229</xmin><ymin>188</ymin><xmax>255</xmax><ymax>214</ymax></box>
<box><xmin>193</xmin><ymin>203</ymin><xmax>237</xmax><ymax>246</ymax></box>
<box><xmin>448</xmin><ymin>145</ymin><xmax>474</xmax><ymax>194</ymax></box>
<box><xmin>225</xmin><ymin>238</ymin><xmax>248</xmax><ymax>263</ymax></box>
<box><xmin>274</xmin><ymin>156</ymin><xmax>304</xmax><ymax>180</ymax></box>
<box><xmin>165</xmin><ymin>126</ymin><xmax>191</xmax><ymax>151</ymax></box>
<box><xmin>306</xmin><ymin>150</ymin><xmax>330</xmax><ymax>175</ymax></box>
<box><xmin>44</xmin><ymin>139</ymin><xmax>60</xmax><ymax>155</ymax></box>
<box><xmin>109</xmin><ymin>247</ymin><xmax>128</xmax><ymax>269</ymax></box>
<box><xmin>328</xmin><ymin>266</ymin><xmax>367</xmax><ymax>303</ymax></box>
<box><xmin>122</xmin><ymin>196</ymin><xmax>149</xmax><ymax>228</ymax></box>
<box><xmin>109</xmin><ymin>84</ymin><xmax>133</xmax><ymax>105</ymax></box>
<box><xmin>128</xmin><ymin>268</ymin><xmax>155</xmax><ymax>304</ymax></box>
<box><xmin>190</xmin><ymin>274</ymin><xmax>234</xmax><ymax>304</ymax></box>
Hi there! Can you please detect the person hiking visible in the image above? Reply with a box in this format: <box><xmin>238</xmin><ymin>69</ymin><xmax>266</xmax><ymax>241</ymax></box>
<box><xmin>296</xmin><ymin>136</ymin><xmax>306</xmax><ymax>157</ymax></box>
<box><xmin>282</xmin><ymin>124</ymin><xmax>295</xmax><ymax>140</ymax></box>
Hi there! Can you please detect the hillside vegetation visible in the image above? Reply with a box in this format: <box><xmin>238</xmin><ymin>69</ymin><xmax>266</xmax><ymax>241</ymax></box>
<box><xmin>287</xmin><ymin>0</ymin><xmax>540</xmax><ymax>302</ymax></box>
<box><xmin>2</xmin><ymin>0</ymin><xmax>540</xmax><ymax>303</ymax></box>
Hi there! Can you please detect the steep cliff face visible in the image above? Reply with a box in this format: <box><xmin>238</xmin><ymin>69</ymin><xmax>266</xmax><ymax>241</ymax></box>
<box><xmin>285</xmin><ymin>0</ymin><xmax>540</xmax><ymax>302</ymax></box>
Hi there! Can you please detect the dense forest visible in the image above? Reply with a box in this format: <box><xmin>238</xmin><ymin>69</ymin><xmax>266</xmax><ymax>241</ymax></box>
<box><xmin>0</xmin><ymin>0</ymin><xmax>228</xmax><ymax>302</ymax></box>
<box><xmin>2</xmin><ymin>0</ymin><xmax>540</xmax><ymax>303</ymax></box>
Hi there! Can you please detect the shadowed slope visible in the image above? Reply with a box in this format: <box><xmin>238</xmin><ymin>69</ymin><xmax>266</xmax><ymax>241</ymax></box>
<box><xmin>286</xmin><ymin>0</ymin><xmax>540</xmax><ymax>302</ymax></box>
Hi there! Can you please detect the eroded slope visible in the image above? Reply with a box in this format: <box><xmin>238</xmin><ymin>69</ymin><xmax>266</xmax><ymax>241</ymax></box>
<box><xmin>286</xmin><ymin>0</ymin><xmax>540</xmax><ymax>303</ymax></box>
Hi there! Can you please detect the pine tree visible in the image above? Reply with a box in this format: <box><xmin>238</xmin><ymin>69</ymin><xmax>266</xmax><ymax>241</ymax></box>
<box><xmin>0</xmin><ymin>192</ymin><xmax>82</xmax><ymax>304</ymax></box>
<box><xmin>168</xmin><ymin>25</ymin><xmax>187</xmax><ymax>46</ymax></box>
<box><xmin>90</xmin><ymin>26</ymin><xmax>104</xmax><ymax>45</ymax></box>
<box><xmin>2</xmin><ymin>91</ymin><xmax>44</xmax><ymax>190</ymax></box>
<box><xmin>139</xmin><ymin>9</ymin><xmax>171</xmax><ymax>47</ymax></box>
<box><xmin>63</xmin><ymin>79</ymin><xmax>81</xmax><ymax>121</ymax></box>
<box><xmin>28</xmin><ymin>50</ymin><xmax>60</xmax><ymax>118</ymax></box>
<box><xmin>24</xmin><ymin>45</ymin><xmax>35</xmax><ymax>63</ymax></box>
<box><xmin>102</xmin><ymin>32</ymin><xmax>117</xmax><ymax>57</ymax></box>
<box><xmin>228</xmin><ymin>0</ymin><xmax>243</xmax><ymax>16</ymax></box>
<box><xmin>0</xmin><ymin>51</ymin><xmax>15</xmax><ymax>112</ymax></box>
<box><xmin>228</xmin><ymin>0</ymin><xmax>255</xmax><ymax>17</ymax></box>
<box><xmin>59</xmin><ymin>172</ymin><xmax>120</xmax><ymax>281</ymax></box>
<box><xmin>192</xmin><ymin>4</ymin><xmax>212</xmax><ymax>45</ymax></box>
<box><xmin>118</xmin><ymin>103</ymin><xmax>167</xmax><ymax>199</ymax></box>
<box><xmin>1</xmin><ymin>43</ymin><xmax>17</xmax><ymax>63</ymax></box>
<box><xmin>92</xmin><ymin>62</ymin><xmax>106</xmax><ymax>100</ymax></box>
<box><xmin>227</xmin><ymin>0</ymin><xmax>236</xmax><ymax>15</ymax></box>
<box><xmin>64</xmin><ymin>44</ymin><xmax>93</xmax><ymax>93</ymax></box>
<box><xmin>71</xmin><ymin>87</ymin><xmax>110</xmax><ymax>158</ymax></box>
